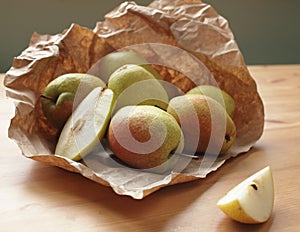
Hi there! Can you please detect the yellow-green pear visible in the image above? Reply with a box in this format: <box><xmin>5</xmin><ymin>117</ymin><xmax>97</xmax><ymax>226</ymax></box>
<box><xmin>107</xmin><ymin>64</ymin><xmax>168</xmax><ymax>112</ymax></box>
<box><xmin>167</xmin><ymin>94</ymin><xmax>236</xmax><ymax>155</ymax></box>
<box><xmin>98</xmin><ymin>50</ymin><xmax>161</xmax><ymax>82</ymax></box>
<box><xmin>107</xmin><ymin>105</ymin><xmax>182</xmax><ymax>170</ymax></box>
<box><xmin>41</xmin><ymin>73</ymin><xmax>105</xmax><ymax>130</ymax></box>
<box><xmin>217</xmin><ymin>166</ymin><xmax>274</xmax><ymax>224</ymax></box>
<box><xmin>186</xmin><ymin>85</ymin><xmax>235</xmax><ymax>117</ymax></box>
<box><xmin>55</xmin><ymin>87</ymin><xmax>114</xmax><ymax>161</ymax></box>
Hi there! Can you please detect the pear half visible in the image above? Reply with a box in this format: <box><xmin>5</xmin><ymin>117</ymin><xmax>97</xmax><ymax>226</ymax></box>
<box><xmin>217</xmin><ymin>166</ymin><xmax>274</xmax><ymax>224</ymax></box>
<box><xmin>55</xmin><ymin>87</ymin><xmax>114</xmax><ymax>161</ymax></box>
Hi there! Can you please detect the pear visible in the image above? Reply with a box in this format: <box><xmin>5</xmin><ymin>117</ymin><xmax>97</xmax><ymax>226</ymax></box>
<box><xmin>107</xmin><ymin>105</ymin><xmax>182</xmax><ymax>170</ymax></box>
<box><xmin>217</xmin><ymin>166</ymin><xmax>274</xmax><ymax>224</ymax></box>
<box><xmin>41</xmin><ymin>73</ymin><xmax>105</xmax><ymax>130</ymax></box>
<box><xmin>97</xmin><ymin>50</ymin><xmax>161</xmax><ymax>82</ymax></box>
<box><xmin>55</xmin><ymin>87</ymin><xmax>114</xmax><ymax>161</ymax></box>
<box><xmin>107</xmin><ymin>64</ymin><xmax>168</xmax><ymax>112</ymax></box>
<box><xmin>186</xmin><ymin>85</ymin><xmax>235</xmax><ymax>117</ymax></box>
<box><xmin>167</xmin><ymin>94</ymin><xmax>236</xmax><ymax>155</ymax></box>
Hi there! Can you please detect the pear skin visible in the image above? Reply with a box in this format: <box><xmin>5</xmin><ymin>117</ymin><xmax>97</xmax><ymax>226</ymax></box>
<box><xmin>167</xmin><ymin>94</ymin><xmax>236</xmax><ymax>155</ymax></box>
<box><xmin>107</xmin><ymin>64</ymin><xmax>168</xmax><ymax>112</ymax></box>
<box><xmin>98</xmin><ymin>50</ymin><xmax>162</xmax><ymax>82</ymax></box>
<box><xmin>107</xmin><ymin>105</ymin><xmax>182</xmax><ymax>170</ymax></box>
<box><xmin>187</xmin><ymin>85</ymin><xmax>235</xmax><ymax>117</ymax></box>
<box><xmin>41</xmin><ymin>73</ymin><xmax>105</xmax><ymax>130</ymax></box>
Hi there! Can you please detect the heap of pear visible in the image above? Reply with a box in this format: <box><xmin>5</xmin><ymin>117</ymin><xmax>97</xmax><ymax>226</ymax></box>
<box><xmin>41</xmin><ymin>50</ymin><xmax>237</xmax><ymax>171</ymax></box>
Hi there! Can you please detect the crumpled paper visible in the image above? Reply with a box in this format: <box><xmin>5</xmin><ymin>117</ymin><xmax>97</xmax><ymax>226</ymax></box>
<box><xmin>4</xmin><ymin>0</ymin><xmax>264</xmax><ymax>199</ymax></box>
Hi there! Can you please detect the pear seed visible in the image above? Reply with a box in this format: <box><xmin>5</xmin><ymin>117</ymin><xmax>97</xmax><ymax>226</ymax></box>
<box><xmin>250</xmin><ymin>183</ymin><xmax>258</xmax><ymax>191</ymax></box>
<box><xmin>72</xmin><ymin>118</ymin><xmax>86</xmax><ymax>133</ymax></box>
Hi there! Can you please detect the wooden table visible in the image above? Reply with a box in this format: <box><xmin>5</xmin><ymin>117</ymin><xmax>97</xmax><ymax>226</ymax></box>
<box><xmin>1</xmin><ymin>65</ymin><xmax>300</xmax><ymax>231</ymax></box>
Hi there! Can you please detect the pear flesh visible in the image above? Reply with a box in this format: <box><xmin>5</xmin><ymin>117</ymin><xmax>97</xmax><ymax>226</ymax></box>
<box><xmin>55</xmin><ymin>87</ymin><xmax>114</xmax><ymax>161</ymax></box>
<box><xmin>217</xmin><ymin>166</ymin><xmax>274</xmax><ymax>224</ymax></box>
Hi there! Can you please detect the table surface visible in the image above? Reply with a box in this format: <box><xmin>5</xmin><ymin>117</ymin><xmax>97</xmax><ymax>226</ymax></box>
<box><xmin>1</xmin><ymin>65</ymin><xmax>300</xmax><ymax>232</ymax></box>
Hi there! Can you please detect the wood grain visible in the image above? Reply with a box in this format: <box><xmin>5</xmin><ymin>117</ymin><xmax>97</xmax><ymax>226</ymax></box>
<box><xmin>1</xmin><ymin>65</ymin><xmax>300</xmax><ymax>231</ymax></box>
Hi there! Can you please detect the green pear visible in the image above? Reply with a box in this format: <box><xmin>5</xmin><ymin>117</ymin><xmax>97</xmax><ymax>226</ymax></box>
<box><xmin>107</xmin><ymin>64</ymin><xmax>168</xmax><ymax>112</ymax></box>
<box><xmin>55</xmin><ymin>87</ymin><xmax>114</xmax><ymax>161</ymax></box>
<box><xmin>167</xmin><ymin>94</ymin><xmax>236</xmax><ymax>155</ymax></box>
<box><xmin>107</xmin><ymin>105</ymin><xmax>182</xmax><ymax>170</ymax></box>
<box><xmin>98</xmin><ymin>50</ymin><xmax>161</xmax><ymax>82</ymax></box>
<box><xmin>186</xmin><ymin>85</ymin><xmax>235</xmax><ymax>117</ymax></box>
<box><xmin>41</xmin><ymin>73</ymin><xmax>105</xmax><ymax>130</ymax></box>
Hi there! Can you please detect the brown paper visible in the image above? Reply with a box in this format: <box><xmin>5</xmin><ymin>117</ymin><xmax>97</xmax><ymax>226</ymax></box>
<box><xmin>4</xmin><ymin>0</ymin><xmax>264</xmax><ymax>199</ymax></box>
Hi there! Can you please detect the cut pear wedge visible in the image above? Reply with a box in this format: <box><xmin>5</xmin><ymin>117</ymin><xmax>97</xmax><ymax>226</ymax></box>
<box><xmin>217</xmin><ymin>166</ymin><xmax>274</xmax><ymax>224</ymax></box>
<box><xmin>55</xmin><ymin>87</ymin><xmax>114</xmax><ymax>161</ymax></box>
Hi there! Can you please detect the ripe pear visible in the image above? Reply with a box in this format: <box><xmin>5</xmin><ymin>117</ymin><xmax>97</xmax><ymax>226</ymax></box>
<box><xmin>107</xmin><ymin>64</ymin><xmax>168</xmax><ymax>112</ymax></box>
<box><xmin>55</xmin><ymin>87</ymin><xmax>114</xmax><ymax>161</ymax></box>
<box><xmin>107</xmin><ymin>105</ymin><xmax>182</xmax><ymax>170</ymax></box>
<box><xmin>217</xmin><ymin>166</ymin><xmax>274</xmax><ymax>224</ymax></box>
<box><xmin>186</xmin><ymin>85</ymin><xmax>235</xmax><ymax>117</ymax></box>
<box><xmin>41</xmin><ymin>73</ymin><xmax>105</xmax><ymax>130</ymax></box>
<box><xmin>97</xmin><ymin>50</ymin><xmax>161</xmax><ymax>82</ymax></box>
<box><xmin>167</xmin><ymin>94</ymin><xmax>236</xmax><ymax>155</ymax></box>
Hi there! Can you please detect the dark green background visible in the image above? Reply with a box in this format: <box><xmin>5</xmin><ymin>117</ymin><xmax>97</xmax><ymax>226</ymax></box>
<box><xmin>1</xmin><ymin>0</ymin><xmax>299</xmax><ymax>72</ymax></box>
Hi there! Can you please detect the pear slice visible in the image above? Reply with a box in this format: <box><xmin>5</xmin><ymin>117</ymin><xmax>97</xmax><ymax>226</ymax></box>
<box><xmin>55</xmin><ymin>87</ymin><xmax>114</xmax><ymax>161</ymax></box>
<box><xmin>217</xmin><ymin>166</ymin><xmax>274</xmax><ymax>224</ymax></box>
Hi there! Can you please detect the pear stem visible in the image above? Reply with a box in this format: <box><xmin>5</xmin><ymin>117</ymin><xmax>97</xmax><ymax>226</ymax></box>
<box><xmin>178</xmin><ymin>153</ymin><xmax>200</xmax><ymax>160</ymax></box>
<box><xmin>40</xmin><ymin>94</ymin><xmax>55</xmax><ymax>101</ymax></box>
<box><xmin>225</xmin><ymin>134</ymin><xmax>231</xmax><ymax>143</ymax></box>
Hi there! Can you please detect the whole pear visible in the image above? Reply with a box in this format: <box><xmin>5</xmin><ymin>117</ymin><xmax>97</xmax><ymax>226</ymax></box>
<box><xmin>186</xmin><ymin>85</ymin><xmax>235</xmax><ymax>117</ymax></box>
<box><xmin>97</xmin><ymin>50</ymin><xmax>161</xmax><ymax>82</ymax></box>
<box><xmin>107</xmin><ymin>105</ymin><xmax>182</xmax><ymax>170</ymax></box>
<box><xmin>167</xmin><ymin>94</ymin><xmax>236</xmax><ymax>155</ymax></box>
<box><xmin>41</xmin><ymin>73</ymin><xmax>105</xmax><ymax>130</ymax></box>
<box><xmin>107</xmin><ymin>64</ymin><xmax>168</xmax><ymax>112</ymax></box>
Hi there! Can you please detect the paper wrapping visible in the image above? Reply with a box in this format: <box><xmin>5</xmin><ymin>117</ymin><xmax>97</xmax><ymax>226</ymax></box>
<box><xmin>4</xmin><ymin>0</ymin><xmax>264</xmax><ymax>199</ymax></box>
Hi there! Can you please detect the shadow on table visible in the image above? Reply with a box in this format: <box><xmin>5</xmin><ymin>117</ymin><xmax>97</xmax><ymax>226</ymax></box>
<box><xmin>24</xmin><ymin>146</ymin><xmax>264</xmax><ymax>231</ymax></box>
<box><xmin>216</xmin><ymin>214</ymin><xmax>274</xmax><ymax>232</ymax></box>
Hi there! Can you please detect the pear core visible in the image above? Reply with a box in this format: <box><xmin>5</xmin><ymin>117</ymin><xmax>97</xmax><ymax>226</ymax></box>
<box><xmin>55</xmin><ymin>87</ymin><xmax>114</xmax><ymax>161</ymax></box>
